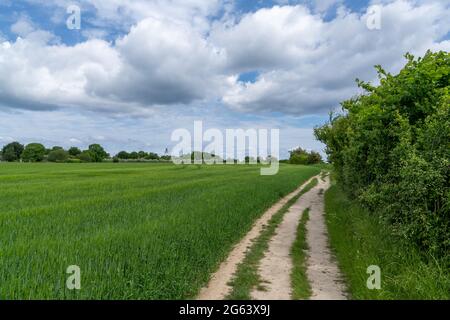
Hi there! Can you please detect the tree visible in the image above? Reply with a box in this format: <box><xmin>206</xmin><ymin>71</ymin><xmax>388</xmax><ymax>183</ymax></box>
<box><xmin>289</xmin><ymin>147</ymin><xmax>322</xmax><ymax>165</ymax></box>
<box><xmin>52</xmin><ymin>146</ymin><xmax>64</xmax><ymax>151</ymax></box>
<box><xmin>78</xmin><ymin>151</ymin><xmax>93</xmax><ymax>162</ymax></box>
<box><xmin>68</xmin><ymin>147</ymin><xmax>82</xmax><ymax>157</ymax></box>
<box><xmin>146</xmin><ymin>152</ymin><xmax>159</xmax><ymax>160</ymax></box>
<box><xmin>117</xmin><ymin>151</ymin><xmax>130</xmax><ymax>159</ymax></box>
<box><xmin>1</xmin><ymin>142</ymin><xmax>24</xmax><ymax>162</ymax></box>
<box><xmin>314</xmin><ymin>51</ymin><xmax>449</xmax><ymax>256</ymax></box>
<box><xmin>129</xmin><ymin>151</ymin><xmax>139</xmax><ymax>160</ymax></box>
<box><xmin>137</xmin><ymin>151</ymin><xmax>148</xmax><ymax>159</ymax></box>
<box><xmin>88</xmin><ymin>144</ymin><xmax>108</xmax><ymax>162</ymax></box>
<box><xmin>48</xmin><ymin>149</ymin><xmax>69</xmax><ymax>162</ymax></box>
<box><xmin>308</xmin><ymin>151</ymin><xmax>322</xmax><ymax>164</ymax></box>
<box><xmin>21</xmin><ymin>143</ymin><xmax>46</xmax><ymax>162</ymax></box>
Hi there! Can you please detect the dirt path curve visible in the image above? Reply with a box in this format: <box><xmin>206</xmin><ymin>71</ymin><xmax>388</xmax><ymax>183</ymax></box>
<box><xmin>252</xmin><ymin>176</ymin><xmax>347</xmax><ymax>300</ymax></box>
<box><xmin>305</xmin><ymin>176</ymin><xmax>347</xmax><ymax>300</ymax></box>
<box><xmin>197</xmin><ymin>176</ymin><xmax>318</xmax><ymax>300</ymax></box>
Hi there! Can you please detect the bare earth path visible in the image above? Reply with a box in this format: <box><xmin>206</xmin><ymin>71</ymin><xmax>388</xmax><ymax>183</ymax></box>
<box><xmin>305</xmin><ymin>177</ymin><xmax>347</xmax><ymax>300</ymax></box>
<box><xmin>252</xmin><ymin>175</ymin><xmax>347</xmax><ymax>300</ymax></box>
<box><xmin>198</xmin><ymin>175</ymin><xmax>347</xmax><ymax>300</ymax></box>
<box><xmin>197</xmin><ymin>176</ymin><xmax>317</xmax><ymax>300</ymax></box>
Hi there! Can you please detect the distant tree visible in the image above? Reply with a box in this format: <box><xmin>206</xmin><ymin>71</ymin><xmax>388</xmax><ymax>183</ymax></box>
<box><xmin>78</xmin><ymin>150</ymin><xmax>93</xmax><ymax>162</ymax></box>
<box><xmin>48</xmin><ymin>149</ymin><xmax>69</xmax><ymax>162</ymax></box>
<box><xmin>112</xmin><ymin>156</ymin><xmax>120</xmax><ymax>163</ymax></box>
<box><xmin>137</xmin><ymin>151</ymin><xmax>148</xmax><ymax>159</ymax></box>
<box><xmin>117</xmin><ymin>151</ymin><xmax>130</xmax><ymax>159</ymax></box>
<box><xmin>68</xmin><ymin>147</ymin><xmax>82</xmax><ymax>157</ymax></box>
<box><xmin>52</xmin><ymin>146</ymin><xmax>64</xmax><ymax>151</ymax></box>
<box><xmin>1</xmin><ymin>142</ymin><xmax>24</xmax><ymax>162</ymax></box>
<box><xmin>307</xmin><ymin>151</ymin><xmax>322</xmax><ymax>164</ymax></box>
<box><xmin>88</xmin><ymin>144</ymin><xmax>108</xmax><ymax>162</ymax></box>
<box><xmin>160</xmin><ymin>155</ymin><xmax>171</xmax><ymax>161</ymax></box>
<box><xmin>146</xmin><ymin>152</ymin><xmax>159</xmax><ymax>160</ymax></box>
<box><xmin>129</xmin><ymin>151</ymin><xmax>139</xmax><ymax>160</ymax></box>
<box><xmin>22</xmin><ymin>143</ymin><xmax>46</xmax><ymax>162</ymax></box>
<box><xmin>289</xmin><ymin>147</ymin><xmax>322</xmax><ymax>165</ymax></box>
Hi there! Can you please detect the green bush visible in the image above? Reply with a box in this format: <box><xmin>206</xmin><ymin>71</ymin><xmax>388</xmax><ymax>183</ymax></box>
<box><xmin>315</xmin><ymin>51</ymin><xmax>449</xmax><ymax>256</ymax></box>
<box><xmin>21</xmin><ymin>143</ymin><xmax>46</xmax><ymax>162</ymax></box>
<box><xmin>78</xmin><ymin>151</ymin><xmax>93</xmax><ymax>163</ymax></box>
<box><xmin>48</xmin><ymin>149</ymin><xmax>69</xmax><ymax>162</ymax></box>
<box><xmin>1</xmin><ymin>142</ymin><xmax>24</xmax><ymax>162</ymax></box>
<box><xmin>289</xmin><ymin>147</ymin><xmax>322</xmax><ymax>165</ymax></box>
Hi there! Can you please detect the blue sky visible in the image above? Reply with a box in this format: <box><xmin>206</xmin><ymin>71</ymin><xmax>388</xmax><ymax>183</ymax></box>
<box><xmin>0</xmin><ymin>0</ymin><xmax>449</xmax><ymax>158</ymax></box>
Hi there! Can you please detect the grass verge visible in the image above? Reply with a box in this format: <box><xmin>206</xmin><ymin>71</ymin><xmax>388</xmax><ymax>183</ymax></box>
<box><xmin>291</xmin><ymin>208</ymin><xmax>311</xmax><ymax>299</ymax></box>
<box><xmin>324</xmin><ymin>181</ymin><xmax>450</xmax><ymax>299</ymax></box>
<box><xmin>226</xmin><ymin>178</ymin><xmax>318</xmax><ymax>300</ymax></box>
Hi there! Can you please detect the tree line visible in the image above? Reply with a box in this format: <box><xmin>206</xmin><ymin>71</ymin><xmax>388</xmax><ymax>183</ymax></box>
<box><xmin>315</xmin><ymin>51</ymin><xmax>449</xmax><ymax>257</ymax></box>
<box><xmin>0</xmin><ymin>142</ymin><xmax>170</xmax><ymax>163</ymax></box>
<box><xmin>287</xmin><ymin>147</ymin><xmax>322</xmax><ymax>165</ymax></box>
<box><xmin>1</xmin><ymin>142</ymin><xmax>323</xmax><ymax>164</ymax></box>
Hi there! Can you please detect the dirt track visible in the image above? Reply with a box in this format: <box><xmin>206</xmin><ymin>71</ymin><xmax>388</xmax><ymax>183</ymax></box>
<box><xmin>198</xmin><ymin>175</ymin><xmax>347</xmax><ymax>300</ymax></box>
<box><xmin>197</xmin><ymin>176</ymin><xmax>316</xmax><ymax>300</ymax></box>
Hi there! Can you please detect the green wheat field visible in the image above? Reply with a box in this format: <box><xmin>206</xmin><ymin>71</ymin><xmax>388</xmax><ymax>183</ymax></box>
<box><xmin>0</xmin><ymin>163</ymin><xmax>319</xmax><ymax>299</ymax></box>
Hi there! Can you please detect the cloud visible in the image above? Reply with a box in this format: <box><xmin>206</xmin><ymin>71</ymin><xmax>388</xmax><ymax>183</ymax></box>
<box><xmin>10</xmin><ymin>15</ymin><xmax>35</xmax><ymax>36</ymax></box>
<box><xmin>0</xmin><ymin>0</ymin><xmax>448</xmax><ymax>117</ymax></box>
<box><xmin>87</xmin><ymin>17</ymin><xmax>228</xmax><ymax>106</ymax></box>
<box><xmin>218</xmin><ymin>1</ymin><xmax>450</xmax><ymax>114</ymax></box>
<box><xmin>22</xmin><ymin>0</ymin><xmax>223</xmax><ymax>33</ymax></box>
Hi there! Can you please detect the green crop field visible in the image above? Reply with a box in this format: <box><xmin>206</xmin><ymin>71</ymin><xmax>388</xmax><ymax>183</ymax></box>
<box><xmin>0</xmin><ymin>163</ymin><xmax>319</xmax><ymax>299</ymax></box>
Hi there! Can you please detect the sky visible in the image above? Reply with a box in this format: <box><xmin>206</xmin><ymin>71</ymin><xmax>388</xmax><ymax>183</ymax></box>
<box><xmin>0</xmin><ymin>0</ymin><xmax>449</xmax><ymax>159</ymax></box>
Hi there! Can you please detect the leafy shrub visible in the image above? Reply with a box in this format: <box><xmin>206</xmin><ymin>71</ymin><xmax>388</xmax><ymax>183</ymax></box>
<box><xmin>78</xmin><ymin>151</ymin><xmax>93</xmax><ymax>163</ymax></box>
<box><xmin>48</xmin><ymin>149</ymin><xmax>69</xmax><ymax>162</ymax></box>
<box><xmin>315</xmin><ymin>51</ymin><xmax>449</xmax><ymax>256</ymax></box>
<box><xmin>289</xmin><ymin>147</ymin><xmax>322</xmax><ymax>165</ymax></box>
<box><xmin>21</xmin><ymin>143</ymin><xmax>46</xmax><ymax>162</ymax></box>
<box><xmin>1</xmin><ymin>142</ymin><xmax>24</xmax><ymax>162</ymax></box>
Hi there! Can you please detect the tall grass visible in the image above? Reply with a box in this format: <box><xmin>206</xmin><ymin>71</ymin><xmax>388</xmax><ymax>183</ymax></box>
<box><xmin>291</xmin><ymin>208</ymin><xmax>311</xmax><ymax>300</ymax></box>
<box><xmin>324</xmin><ymin>180</ymin><xmax>450</xmax><ymax>300</ymax></box>
<box><xmin>0</xmin><ymin>163</ymin><xmax>319</xmax><ymax>299</ymax></box>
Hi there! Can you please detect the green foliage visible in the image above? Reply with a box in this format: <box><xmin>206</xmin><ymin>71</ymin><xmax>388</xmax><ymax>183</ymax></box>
<box><xmin>1</xmin><ymin>142</ymin><xmax>24</xmax><ymax>162</ymax></box>
<box><xmin>88</xmin><ymin>144</ymin><xmax>109</xmax><ymax>162</ymax></box>
<box><xmin>21</xmin><ymin>143</ymin><xmax>46</xmax><ymax>162</ymax></box>
<box><xmin>315</xmin><ymin>51</ymin><xmax>450</xmax><ymax>256</ymax></box>
<box><xmin>78</xmin><ymin>150</ymin><xmax>93</xmax><ymax>162</ymax></box>
<box><xmin>289</xmin><ymin>147</ymin><xmax>323</xmax><ymax>165</ymax></box>
<box><xmin>291</xmin><ymin>208</ymin><xmax>312</xmax><ymax>299</ymax></box>
<box><xmin>68</xmin><ymin>147</ymin><xmax>82</xmax><ymax>157</ymax></box>
<box><xmin>48</xmin><ymin>149</ymin><xmax>69</xmax><ymax>162</ymax></box>
<box><xmin>116</xmin><ymin>151</ymin><xmax>130</xmax><ymax>159</ymax></box>
<box><xmin>324</xmin><ymin>183</ymin><xmax>449</xmax><ymax>299</ymax></box>
<box><xmin>146</xmin><ymin>152</ymin><xmax>159</xmax><ymax>160</ymax></box>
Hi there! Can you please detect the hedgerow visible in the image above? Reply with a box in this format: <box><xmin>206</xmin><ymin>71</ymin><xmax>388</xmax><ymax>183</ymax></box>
<box><xmin>315</xmin><ymin>51</ymin><xmax>449</xmax><ymax>257</ymax></box>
